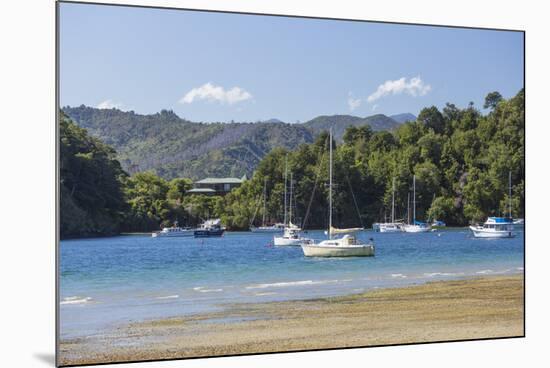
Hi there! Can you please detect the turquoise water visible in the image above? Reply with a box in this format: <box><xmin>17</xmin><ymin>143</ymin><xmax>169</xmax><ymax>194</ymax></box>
<box><xmin>59</xmin><ymin>229</ymin><xmax>524</xmax><ymax>339</ymax></box>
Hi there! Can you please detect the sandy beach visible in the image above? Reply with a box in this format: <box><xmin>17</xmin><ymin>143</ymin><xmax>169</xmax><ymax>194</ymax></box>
<box><xmin>59</xmin><ymin>274</ymin><xmax>524</xmax><ymax>366</ymax></box>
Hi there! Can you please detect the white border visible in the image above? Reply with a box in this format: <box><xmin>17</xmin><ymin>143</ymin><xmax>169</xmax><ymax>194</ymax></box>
<box><xmin>1</xmin><ymin>1</ymin><xmax>548</xmax><ymax>368</ymax></box>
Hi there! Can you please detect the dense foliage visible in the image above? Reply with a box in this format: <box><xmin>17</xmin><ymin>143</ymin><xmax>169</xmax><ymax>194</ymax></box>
<box><xmin>60</xmin><ymin>112</ymin><xmax>127</xmax><ymax>237</ymax></box>
<box><xmin>219</xmin><ymin>89</ymin><xmax>525</xmax><ymax>229</ymax></box>
<box><xmin>60</xmin><ymin>90</ymin><xmax>524</xmax><ymax>237</ymax></box>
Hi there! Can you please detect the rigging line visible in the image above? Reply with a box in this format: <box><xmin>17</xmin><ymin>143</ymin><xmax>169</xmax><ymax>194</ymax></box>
<box><xmin>249</xmin><ymin>190</ymin><xmax>263</xmax><ymax>227</ymax></box>
<box><xmin>344</xmin><ymin>170</ymin><xmax>365</xmax><ymax>229</ymax></box>
<box><xmin>301</xmin><ymin>137</ymin><xmax>329</xmax><ymax>229</ymax></box>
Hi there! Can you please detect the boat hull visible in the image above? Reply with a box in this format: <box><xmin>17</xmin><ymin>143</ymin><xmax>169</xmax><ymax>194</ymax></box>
<box><xmin>402</xmin><ymin>225</ymin><xmax>431</xmax><ymax>233</ymax></box>
<box><xmin>194</xmin><ymin>229</ymin><xmax>225</xmax><ymax>238</ymax></box>
<box><xmin>301</xmin><ymin>244</ymin><xmax>375</xmax><ymax>257</ymax></box>
<box><xmin>250</xmin><ymin>227</ymin><xmax>284</xmax><ymax>233</ymax></box>
<box><xmin>469</xmin><ymin>226</ymin><xmax>514</xmax><ymax>238</ymax></box>
<box><xmin>273</xmin><ymin>237</ymin><xmax>302</xmax><ymax>246</ymax></box>
<box><xmin>378</xmin><ymin>225</ymin><xmax>401</xmax><ymax>233</ymax></box>
<box><xmin>152</xmin><ymin>231</ymin><xmax>194</xmax><ymax>238</ymax></box>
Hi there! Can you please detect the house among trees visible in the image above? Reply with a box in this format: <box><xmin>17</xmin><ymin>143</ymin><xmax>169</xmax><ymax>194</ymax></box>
<box><xmin>187</xmin><ymin>175</ymin><xmax>247</xmax><ymax>195</ymax></box>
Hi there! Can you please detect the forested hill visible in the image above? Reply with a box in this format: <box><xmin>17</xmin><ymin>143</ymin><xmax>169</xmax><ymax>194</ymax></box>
<box><xmin>303</xmin><ymin>114</ymin><xmax>403</xmax><ymax>139</ymax></box>
<box><xmin>63</xmin><ymin>106</ymin><xmax>405</xmax><ymax>180</ymax></box>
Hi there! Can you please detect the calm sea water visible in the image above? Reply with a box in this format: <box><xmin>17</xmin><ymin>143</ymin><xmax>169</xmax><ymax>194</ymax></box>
<box><xmin>59</xmin><ymin>228</ymin><xmax>524</xmax><ymax>339</ymax></box>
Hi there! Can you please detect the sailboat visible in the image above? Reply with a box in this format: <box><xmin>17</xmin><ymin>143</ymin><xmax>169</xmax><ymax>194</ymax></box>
<box><xmin>469</xmin><ymin>171</ymin><xmax>515</xmax><ymax>238</ymax></box>
<box><xmin>301</xmin><ymin>128</ymin><xmax>374</xmax><ymax>257</ymax></box>
<box><xmin>250</xmin><ymin>178</ymin><xmax>285</xmax><ymax>233</ymax></box>
<box><xmin>373</xmin><ymin>178</ymin><xmax>402</xmax><ymax>233</ymax></box>
<box><xmin>402</xmin><ymin>175</ymin><xmax>431</xmax><ymax>233</ymax></box>
<box><xmin>274</xmin><ymin>162</ymin><xmax>312</xmax><ymax>246</ymax></box>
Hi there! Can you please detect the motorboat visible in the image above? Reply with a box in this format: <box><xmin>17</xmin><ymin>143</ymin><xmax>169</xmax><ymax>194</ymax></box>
<box><xmin>470</xmin><ymin>217</ymin><xmax>515</xmax><ymax>238</ymax></box>
<box><xmin>194</xmin><ymin>219</ymin><xmax>225</xmax><ymax>238</ymax></box>
<box><xmin>152</xmin><ymin>225</ymin><xmax>194</xmax><ymax>238</ymax></box>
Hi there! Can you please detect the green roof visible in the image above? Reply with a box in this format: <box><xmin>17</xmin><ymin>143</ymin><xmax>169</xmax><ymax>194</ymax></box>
<box><xmin>195</xmin><ymin>177</ymin><xmax>244</xmax><ymax>184</ymax></box>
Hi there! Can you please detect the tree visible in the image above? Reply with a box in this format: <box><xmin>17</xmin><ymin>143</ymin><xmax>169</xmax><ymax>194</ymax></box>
<box><xmin>484</xmin><ymin>91</ymin><xmax>503</xmax><ymax>110</ymax></box>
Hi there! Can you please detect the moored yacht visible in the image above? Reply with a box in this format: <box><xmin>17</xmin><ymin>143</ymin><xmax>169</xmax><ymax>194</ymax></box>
<box><xmin>273</xmin><ymin>165</ymin><xmax>312</xmax><ymax>246</ymax></box>
<box><xmin>373</xmin><ymin>178</ymin><xmax>402</xmax><ymax>233</ymax></box>
<box><xmin>250</xmin><ymin>178</ymin><xmax>285</xmax><ymax>233</ymax></box>
<box><xmin>300</xmin><ymin>128</ymin><xmax>374</xmax><ymax>257</ymax></box>
<box><xmin>402</xmin><ymin>175</ymin><xmax>431</xmax><ymax>233</ymax></box>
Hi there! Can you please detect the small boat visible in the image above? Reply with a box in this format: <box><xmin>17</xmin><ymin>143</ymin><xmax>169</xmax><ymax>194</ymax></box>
<box><xmin>194</xmin><ymin>219</ymin><xmax>225</xmax><ymax>238</ymax></box>
<box><xmin>152</xmin><ymin>225</ymin><xmax>194</xmax><ymax>238</ymax></box>
<box><xmin>431</xmin><ymin>220</ymin><xmax>447</xmax><ymax>227</ymax></box>
<box><xmin>300</xmin><ymin>128</ymin><xmax>374</xmax><ymax>257</ymax></box>
<box><xmin>513</xmin><ymin>218</ymin><xmax>524</xmax><ymax>225</ymax></box>
<box><xmin>373</xmin><ymin>178</ymin><xmax>402</xmax><ymax>233</ymax></box>
<box><xmin>402</xmin><ymin>220</ymin><xmax>431</xmax><ymax>233</ymax></box>
<box><xmin>273</xmin><ymin>223</ymin><xmax>311</xmax><ymax>246</ymax></box>
<box><xmin>274</xmin><ymin>166</ymin><xmax>312</xmax><ymax>246</ymax></box>
<box><xmin>469</xmin><ymin>172</ymin><xmax>516</xmax><ymax>239</ymax></box>
<box><xmin>402</xmin><ymin>175</ymin><xmax>431</xmax><ymax>233</ymax></box>
<box><xmin>470</xmin><ymin>217</ymin><xmax>515</xmax><ymax>238</ymax></box>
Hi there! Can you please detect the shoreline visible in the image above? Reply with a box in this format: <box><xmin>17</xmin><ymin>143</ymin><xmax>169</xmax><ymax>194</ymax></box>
<box><xmin>59</xmin><ymin>274</ymin><xmax>524</xmax><ymax>366</ymax></box>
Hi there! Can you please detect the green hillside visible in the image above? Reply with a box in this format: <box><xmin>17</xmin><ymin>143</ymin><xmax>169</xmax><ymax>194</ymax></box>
<box><xmin>63</xmin><ymin>106</ymin><xmax>402</xmax><ymax>180</ymax></box>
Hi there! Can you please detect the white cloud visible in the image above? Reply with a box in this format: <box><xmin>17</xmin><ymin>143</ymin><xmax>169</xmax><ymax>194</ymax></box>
<box><xmin>347</xmin><ymin>93</ymin><xmax>362</xmax><ymax>111</ymax></box>
<box><xmin>371</xmin><ymin>104</ymin><xmax>378</xmax><ymax>111</ymax></box>
<box><xmin>367</xmin><ymin>77</ymin><xmax>431</xmax><ymax>103</ymax></box>
<box><xmin>97</xmin><ymin>99</ymin><xmax>124</xmax><ymax>109</ymax></box>
<box><xmin>180</xmin><ymin>82</ymin><xmax>252</xmax><ymax>105</ymax></box>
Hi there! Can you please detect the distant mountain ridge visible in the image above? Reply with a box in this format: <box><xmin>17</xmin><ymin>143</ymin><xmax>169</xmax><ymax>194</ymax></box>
<box><xmin>390</xmin><ymin>113</ymin><xmax>417</xmax><ymax>124</ymax></box>
<box><xmin>63</xmin><ymin>106</ymin><xmax>411</xmax><ymax>179</ymax></box>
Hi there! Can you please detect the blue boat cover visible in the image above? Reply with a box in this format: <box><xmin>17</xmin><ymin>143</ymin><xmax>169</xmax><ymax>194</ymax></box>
<box><xmin>488</xmin><ymin>217</ymin><xmax>513</xmax><ymax>223</ymax></box>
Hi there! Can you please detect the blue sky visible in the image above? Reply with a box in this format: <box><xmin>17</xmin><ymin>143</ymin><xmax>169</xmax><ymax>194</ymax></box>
<box><xmin>59</xmin><ymin>2</ymin><xmax>524</xmax><ymax>123</ymax></box>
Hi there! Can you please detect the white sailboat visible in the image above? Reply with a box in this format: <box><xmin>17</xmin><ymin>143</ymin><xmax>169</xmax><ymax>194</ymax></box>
<box><xmin>373</xmin><ymin>178</ymin><xmax>402</xmax><ymax>233</ymax></box>
<box><xmin>402</xmin><ymin>175</ymin><xmax>431</xmax><ymax>233</ymax></box>
<box><xmin>274</xmin><ymin>162</ymin><xmax>312</xmax><ymax>246</ymax></box>
<box><xmin>470</xmin><ymin>171</ymin><xmax>515</xmax><ymax>238</ymax></box>
<box><xmin>301</xmin><ymin>128</ymin><xmax>374</xmax><ymax>257</ymax></box>
<box><xmin>250</xmin><ymin>178</ymin><xmax>285</xmax><ymax>233</ymax></box>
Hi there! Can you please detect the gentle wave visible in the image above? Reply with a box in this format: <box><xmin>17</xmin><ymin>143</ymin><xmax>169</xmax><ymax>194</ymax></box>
<box><xmin>61</xmin><ymin>296</ymin><xmax>92</xmax><ymax>305</ymax></box>
<box><xmin>424</xmin><ymin>272</ymin><xmax>464</xmax><ymax>277</ymax></box>
<box><xmin>391</xmin><ymin>273</ymin><xmax>407</xmax><ymax>278</ymax></box>
<box><xmin>156</xmin><ymin>295</ymin><xmax>179</xmax><ymax>300</ymax></box>
<box><xmin>245</xmin><ymin>279</ymin><xmax>343</xmax><ymax>290</ymax></box>
<box><xmin>476</xmin><ymin>269</ymin><xmax>494</xmax><ymax>274</ymax></box>
<box><xmin>193</xmin><ymin>287</ymin><xmax>223</xmax><ymax>293</ymax></box>
<box><xmin>255</xmin><ymin>292</ymin><xmax>277</xmax><ymax>296</ymax></box>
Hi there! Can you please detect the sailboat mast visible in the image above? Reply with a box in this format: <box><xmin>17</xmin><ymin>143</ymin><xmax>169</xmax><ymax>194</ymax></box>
<box><xmin>407</xmin><ymin>192</ymin><xmax>410</xmax><ymax>224</ymax></box>
<box><xmin>262</xmin><ymin>177</ymin><xmax>267</xmax><ymax>227</ymax></box>
<box><xmin>283</xmin><ymin>156</ymin><xmax>288</xmax><ymax>226</ymax></box>
<box><xmin>508</xmin><ymin>171</ymin><xmax>512</xmax><ymax>218</ymax></box>
<box><xmin>289</xmin><ymin>172</ymin><xmax>293</xmax><ymax>224</ymax></box>
<box><xmin>391</xmin><ymin>178</ymin><xmax>395</xmax><ymax>224</ymax></box>
<box><xmin>328</xmin><ymin>128</ymin><xmax>333</xmax><ymax>239</ymax></box>
<box><xmin>412</xmin><ymin>175</ymin><xmax>416</xmax><ymax>223</ymax></box>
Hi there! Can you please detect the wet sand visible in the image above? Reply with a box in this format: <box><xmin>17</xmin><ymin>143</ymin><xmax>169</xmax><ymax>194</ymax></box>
<box><xmin>59</xmin><ymin>275</ymin><xmax>524</xmax><ymax>366</ymax></box>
